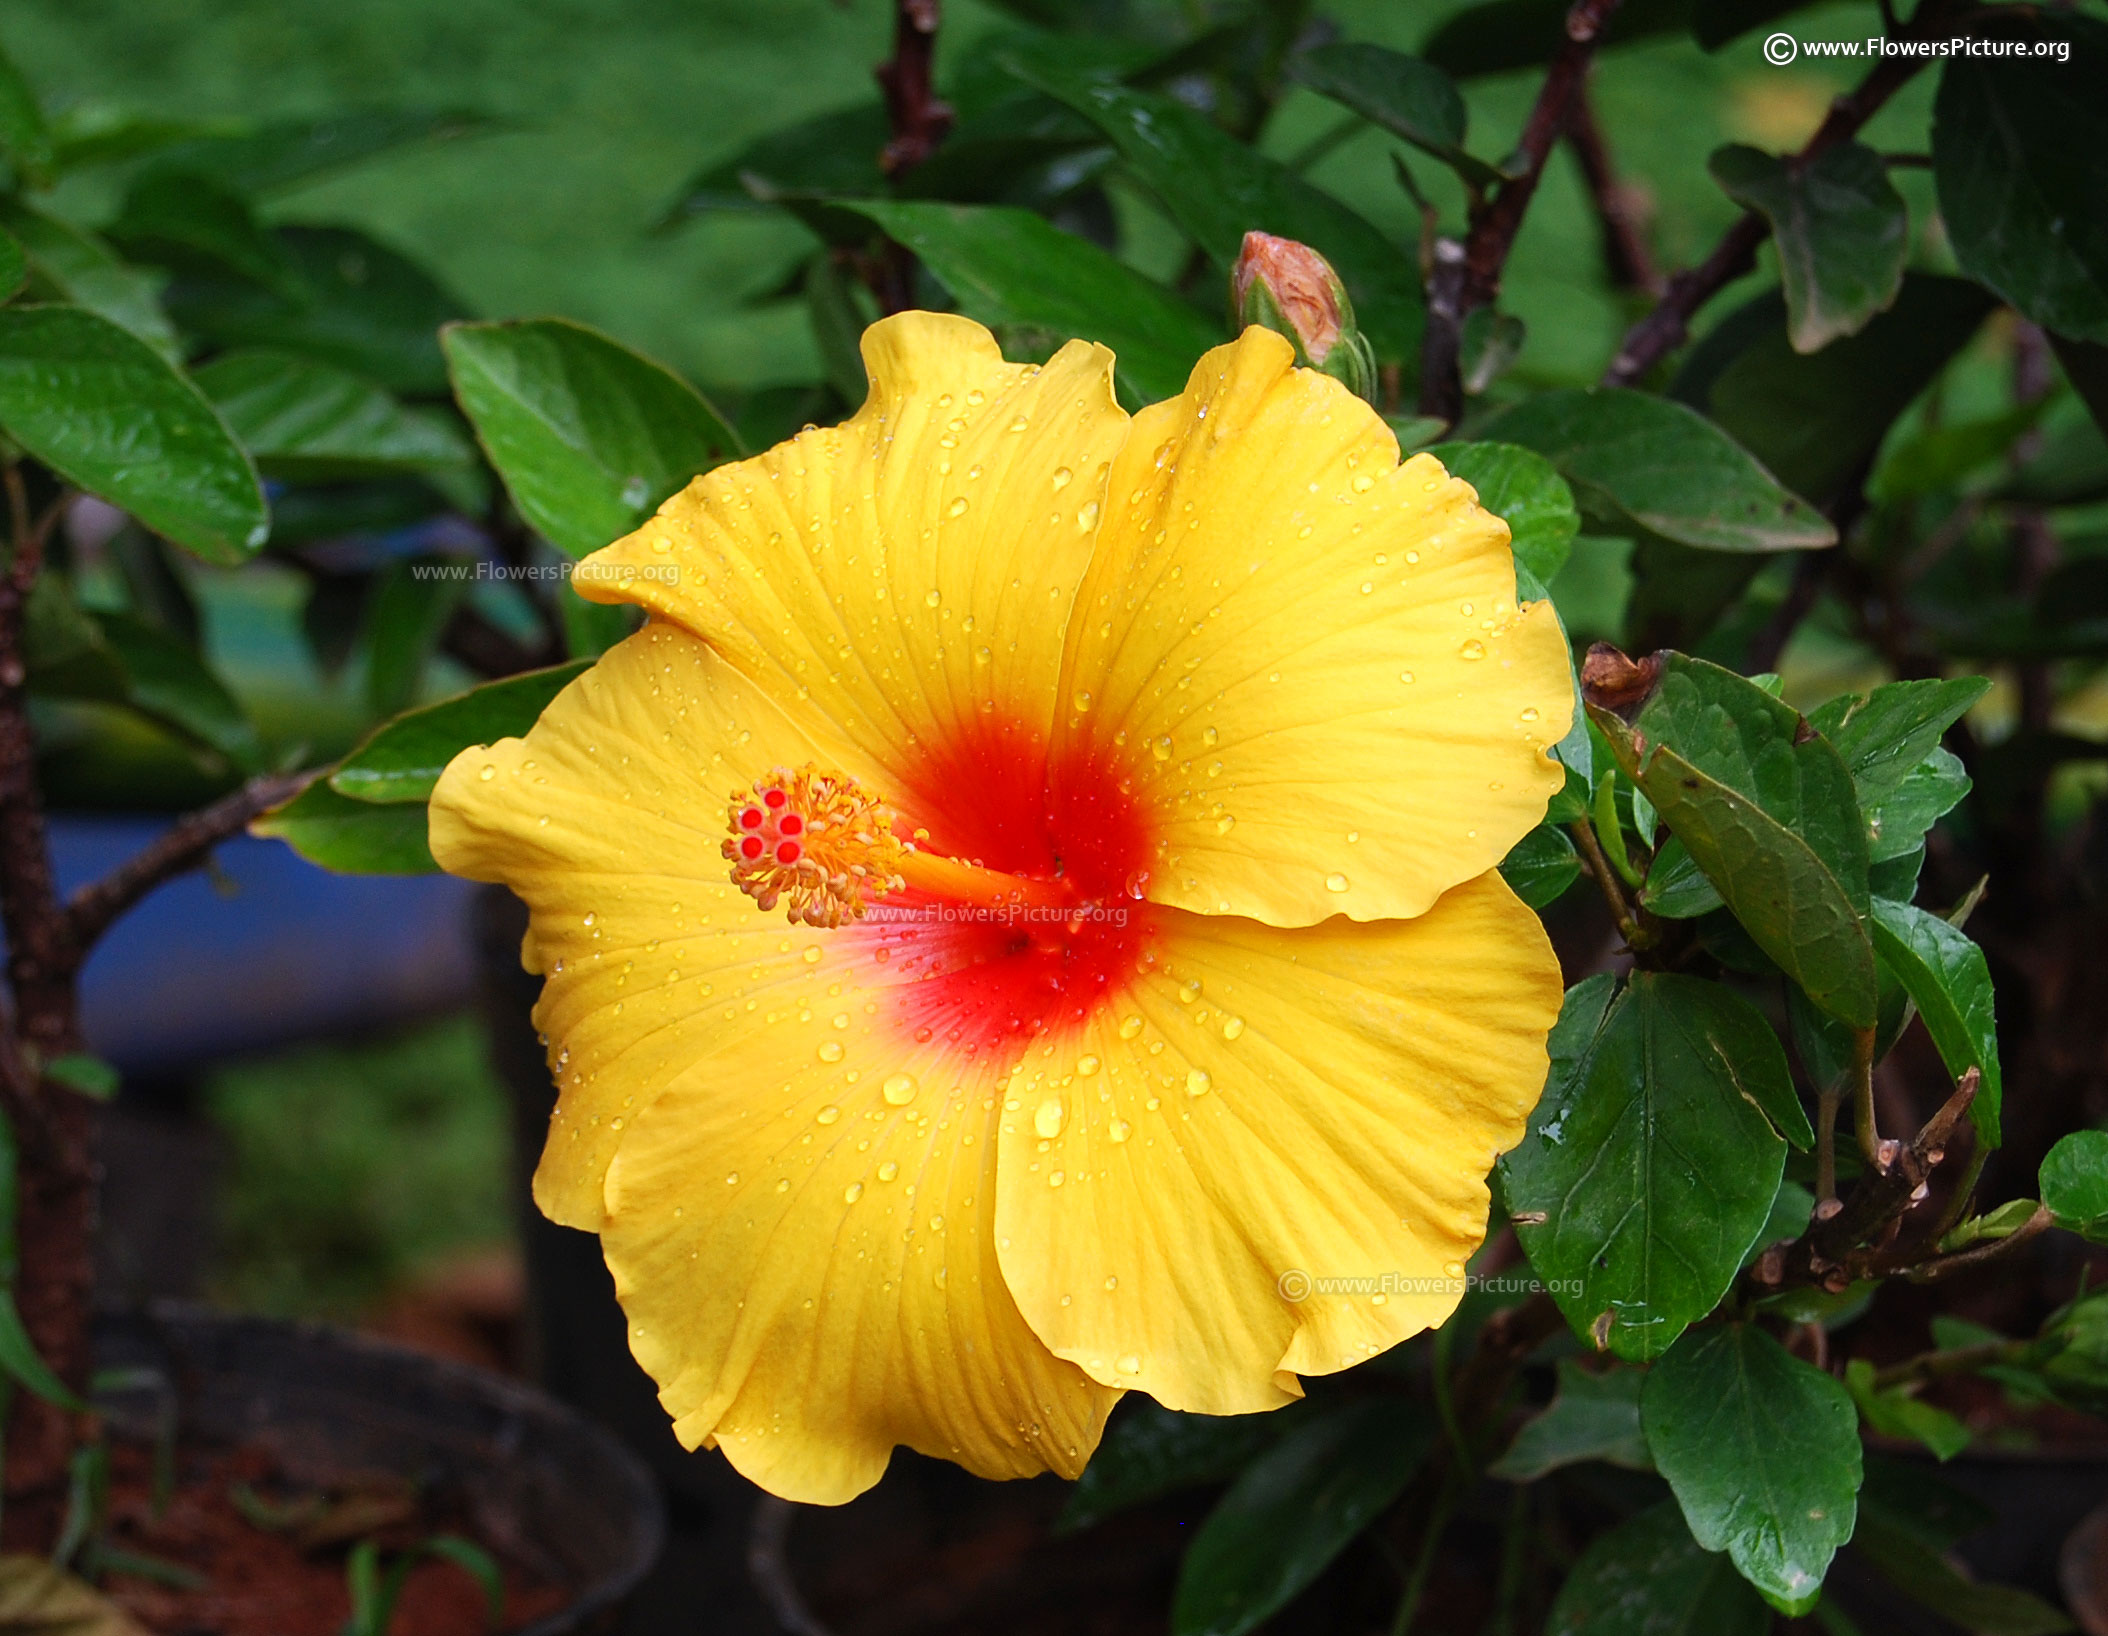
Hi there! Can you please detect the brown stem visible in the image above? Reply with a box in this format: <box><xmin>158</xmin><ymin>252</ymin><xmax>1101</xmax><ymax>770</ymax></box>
<box><xmin>1417</xmin><ymin>0</ymin><xmax>1625</xmax><ymax>421</ymax></box>
<box><xmin>64</xmin><ymin>770</ymin><xmax>321</xmax><ymax>955</ymax></box>
<box><xmin>1566</xmin><ymin>819</ymin><xmax>1646</xmax><ymax>950</ymax></box>
<box><xmin>0</xmin><ymin>475</ymin><xmax>92</xmax><ymax>1501</ymax></box>
<box><xmin>1814</xmin><ymin>1085</ymin><xmax>1841</xmax><ymax>1206</ymax></box>
<box><xmin>1873</xmin><ymin>1335</ymin><xmax>2031</xmax><ymax>1392</ymax></box>
<box><xmin>1601</xmin><ymin>9</ymin><xmax>1957</xmax><ymax>387</ymax></box>
<box><xmin>1851</xmin><ymin>1025</ymin><xmax>1885</xmax><ymax>1170</ymax></box>
<box><xmin>1565</xmin><ymin>87</ymin><xmax>1659</xmax><ymax>295</ymax></box>
<box><xmin>1904</xmin><ymin>1204</ymin><xmax>2053</xmax><ymax>1284</ymax></box>
<box><xmin>874</xmin><ymin>0</ymin><xmax>952</xmax><ymax>177</ymax></box>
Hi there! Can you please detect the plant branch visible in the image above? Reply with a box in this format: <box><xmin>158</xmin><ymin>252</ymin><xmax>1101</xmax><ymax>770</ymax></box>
<box><xmin>1601</xmin><ymin>11</ymin><xmax>1954</xmax><ymax>387</ymax></box>
<box><xmin>1873</xmin><ymin>1334</ymin><xmax>2031</xmax><ymax>1392</ymax></box>
<box><xmin>63</xmin><ymin>769</ymin><xmax>321</xmax><ymax>958</ymax></box>
<box><xmin>1418</xmin><ymin>0</ymin><xmax>1625</xmax><ymax>421</ymax></box>
<box><xmin>1565</xmin><ymin>86</ymin><xmax>1659</xmax><ymax>295</ymax></box>
<box><xmin>1904</xmin><ymin>1203</ymin><xmax>2053</xmax><ymax>1284</ymax></box>
<box><xmin>1566</xmin><ymin>819</ymin><xmax>1647</xmax><ymax>950</ymax></box>
<box><xmin>1851</xmin><ymin>1025</ymin><xmax>1885</xmax><ymax>1170</ymax></box>
<box><xmin>870</xmin><ymin>0</ymin><xmax>954</xmax><ymax>313</ymax></box>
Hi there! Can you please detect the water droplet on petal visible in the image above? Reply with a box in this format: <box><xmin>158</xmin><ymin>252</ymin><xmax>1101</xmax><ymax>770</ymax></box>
<box><xmin>1117</xmin><ymin>1016</ymin><xmax>1144</xmax><ymax>1040</ymax></box>
<box><xmin>844</xmin><ymin>1182</ymin><xmax>863</xmax><ymax>1204</ymax></box>
<box><xmin>1116</xmin><ymin>1355</ymin><xmax>1142</xmax><ymax>1375</ymax></box>
<box><xmin>1051</xmin><ymin>466</ymin><xmax>1073</xmax><ymax>490</ymax></box>
<box><xmin>1325</xmin><ymin>872</ymin><xmax>1351</xmax><ymax>892</ymax></box>
<box><xmin>1071</xmin><ymin>690</ymin><xmax>1093</xmax><ymax>713</ymax></box>
<box><xmin>1077</xmin><ymin>1054</ymin><xmax>1101</xmax><ymax>1077</ymax></box>
<box><xmin>1108</xmin><ymin>1118</ymin><xmax>1131</xmax><ymax>1143</ymax></box>
<box><xmin>883</xmin><ymin>1073</ymin><xmax>918</xmax><ymax>1106</ymax></box>
<box><xmin>817</xmin><ymin>1105</ymin><xmax>842</xmax><ymax>1125</ymax></box>
<box><xmin>478</xmin><ymin>764</ymin><xmax>496</xmax><ymax>781</ymax></box>
<box><xmin>817</xmin><ymin>1041</ymin><xmax>845</xmax><ymax>1063</ymax></box>
<box><xmin>1460</xmin><ymin>640</ymin><xmax>1486</xmax><ymax>661</ymax></box>
<box><xmin>1222</xmin><ymin>1016</ymin><xmax>1245</xmax><ymax>1041</ymax></box>
<box><xmin>1186</xmin><ymin>1069</ymin><xmax>1211</xmax><ymax>1097</ymax></box>
<box><xmin>1034</xmin><ymin>1098</ymin><xmax>1066</xmax><ymax>1139</ymax></box>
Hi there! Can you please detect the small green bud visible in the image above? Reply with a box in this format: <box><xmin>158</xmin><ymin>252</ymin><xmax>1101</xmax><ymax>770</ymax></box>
<box><xmin>1230</xmin><ymin>231</ymin><xmax>1377</xmax><ymax>403</ymax></box>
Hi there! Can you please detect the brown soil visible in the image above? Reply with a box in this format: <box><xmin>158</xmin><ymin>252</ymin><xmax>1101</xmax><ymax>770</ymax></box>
<box><xmin>5</xmin><ymin>1436</ymin><xmax>571</xmax><ymax>1636</ymax></box>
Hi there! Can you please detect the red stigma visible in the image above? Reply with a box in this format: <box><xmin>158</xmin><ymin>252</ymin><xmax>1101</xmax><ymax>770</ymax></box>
<box><xmin>764</xmin><ymin>787</ymin><xmax>788</xmax><ymax>809</ymax></box>
<box><xmin>778</xmin><ymin>814</ymin><xmax>804</xmax><ymax>836</ymax></box>
<box><xmin>775</xmin><ymin>840</ymin><xmax>803</xmax><ymax>864</ymax></box>
<box><xmin>740</xmin><ymin>835</ymin><xmax>765</xmax><ymax>860</ymax></box>
<box><xmin>739</xmin><ymin>807</ymin><xmax>764</xmax><ymax>830</ymax></box>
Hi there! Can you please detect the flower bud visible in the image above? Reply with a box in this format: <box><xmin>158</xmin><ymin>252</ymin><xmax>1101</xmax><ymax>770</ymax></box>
<box><xmin>1230</xmin><ymin>231</ymin><xmax>1377</xmax><ymax>403</ymax></box>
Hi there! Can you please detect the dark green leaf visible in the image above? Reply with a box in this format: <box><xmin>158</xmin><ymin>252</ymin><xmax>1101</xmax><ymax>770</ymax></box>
<box><xmin>194</xmin><ymin>348</ymin><xmax>474</xmax><ymax>478</ymax></box>
<box><xmin>2053</xmin><ymin>334</ymin><xmax>2108</xmax><ymax>444</ymax></box>
<box><xmin>1691</xmin><ymin>0</ymin><xmax>1827</xmax><ymax>50</ymax></box>
<box><xmin>1060</xmin><ymin>1401</ymin><xmax>1288</xmax><ymax>1533</ymax></box>
<box><xmin>1709</xmin><ymin>142</ymin><xmax>1906</xmax><ymax>353</ymax></box>
<box><xmin>1860</xmin><ymin>1455</ymin><xmax>1992</xmax><ymax>1550</ymax></box>
<box><xmin>1288</xmin><ymin>44</ymin><xmax>1497</xmax><ymax>187</ymax></box>
<box><xmin>1641</xmin><ymin>1324</ymin><xmax>1861</xmax><ymax>1615</ymax></box>
<box><xmin>1490</xmin><ymin>1359</ymin><xmax>1653</xmax><ymax>1481</ymax></box>
<box><xmin>0</xmin><ymin>305</ymin><xmax>267</xmax><ymax>563</ymax></box>
<box><xmin>0</xmin><ymin>201</ymin><xmax>178</xmax><ymax>357</ymax></box>
<box><xmin>1546</xmin><ymin>1502</ymin><xmax>1769</xmax><ymax>1636</ymax></box>
<box><xmin>1853</xmin><ymin>1501</ymin><xmax>2072</xmax><ymax>1635</ymax></box>
<box><xmin>96</xmin><ymin>612</ymin><xmax>262</xmax><ymax>770</ymax></box>
<box><xmin>0</xmin><ymin>39</ymin><xmax>53</xmax><ymax>186</ymax></box>
<box><xmin>0</xmin><ymin>228</ymin><xmax>23</xmax><ymax>304</ymax></box>
<box><xmin>1428</xmin><ymin>440</ymin><xmax>1578</xmax><ymax>583</ymax></box>
<box><xmin>1594</xmin><ymin>683</ymin><xmax>1876</xmax><ymax>1027</ymax></box>
<box><xmin>141</xmin><ymin>108</ymin><xmax>494</xmax><ymax>197</ymax></box>
<box><xmin>1874</xmin><ymin>401</ymin><xmax>2049</xmax><ymax>502</ymax></box>
<box><xmin>1005</xmin><ymin>54</ymin><xmax>1421</xmax><ymax>364</ymax></box>
<box><xmin>1422</xmin><ymin>0</ymin><xmax>1691</xmax><ymax>79</ymax></box>
<box><xmin>1809</xmin><ymin>678</ymin><xmax>1987</xmax><ymax>863</ymax></box>
<box><xmin>109</xmin><ymin>169</ymin><xmax>300</xmax><ymax>295</ymax></box>
<box><xmin>1842</xmin><ymin>1359</ymin><xmax>1969</xmax><ymax>1462</ymax></box>
<box><xmin>1172</xmin><ymin>1400</ymin><xmax>1429</xmax><ymax>1636</ymax></box>
<box><xmin>1672</xmin><ymin>276</ymin><xmax>1996</xmax><ymax>508</ymax></box>
<box><xmin>1503</xmin><ymin>973</ymin><xmax>1797</xmax><ymax>1362</ymax></box>
<box><xmin>251</xmin><ymin>778</ymin><xmax>437</xmax><ymax>874</ymax></box>
<box><xmin>444</xmin><ymin>317</ymin><xmax>737</xmax><ymax>559</ymax></box>
<box><xmin>1499</xmin><ymin>822</ymin><xmax>1581</xmax><ymax>909</ymax></box>
<box><xmin>561</xmin><ymin>587</ymin><xmax>639</xmax><ymax>659</ymax></box>
<box><xmin>843</xmin><ymin>201</ymin><xmax>1224</xmax><ymax>405</ymax></box>
<box><xmin>805</xmin><ymin>253</ymin><xmax>878</xmax><ymax>407</ymax></box>
<box><xmin>163</xmin><ymin>224</ymin><xmax>470</xmax><ymax>395</ymax></box>
<box><xmin>658</xmin><ymin>104</ymin><xmax>890</xmax><ymax>224</ymax></box>
<box><xmin>0</xmin><ymin>1288</ymin><xmax>85</xmax><ymax>1411</ymax></box>
<box><xmin>2041</xmin><ymin>1130</ymin><xmax>2108</xmax><ymax>1242</ymax></box>
<box><xmin>1478</xmin><ymin>389</ymin><xmax>1833</xmax><ymax>553</ymax></box>
<box><xmin>362</xmin><ymin>559</ymin><xmax>466</xmax><ymax>718</ymax></box>
<box><xmin>1934</xmin><ymin>14</ymin><xmax>2108</xmax><ymax>344</ymax></box>
<box><xmin>1867</xmin><ymin>898</ymin><xmax>2001</xmax><ymax>1145</ymax></box>
<box><xmin>332</xmin><ymin>661</ymin><xmax>591</xmax><ymax>804</ymax></box>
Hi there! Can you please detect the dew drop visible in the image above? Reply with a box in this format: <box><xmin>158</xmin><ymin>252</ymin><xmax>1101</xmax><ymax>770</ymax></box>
<box><xmin>1051</xmin><ymin>466</ymin><xmax>1073</xmax><ymax>490</ymax></box>
<box><xmin>1071</xmin><ymin>689</ymin><xmax>1093</xmax><ymax>713</ymax></box>
<box><xmin>924</xmin><ymin>589</ymin><xmax>942</xmax><ymax>608</ymax></box>
<box><xmin>1222</xmin><ymin>1016</ymin><xmax>1245</xmax><ymax>1041</ymax></box>
<box><xmin>1077</xmin><ymin>500</ymin><xmax>1101</xmax><ymax>532</ymax></box>
<box><xmin>816</xmin><ymin>1105</ymin><xmax>842</xmax><ymax>1125</ymax></box>
<box><xmin>1116</xmin><ymin>1355</ymin><xmax>1142</xmax><ymax>1376</ymax></box>
<box><xmin>883</xmin><ymin>1073</ymin><xmax>918</xmax><ymax>1106</ymax></box>
<box><xmin>1077</xmin><ymin>1054</ymin><xmax>1101</xmax><ymax>1077</ymax></box>
<box><xmin>1048</xmin><ymin>1169</ymin><xmax>1065</xmax><ymax>1188</ymax></box>
<box><xmin>1108</xmin><ymin>1117</ymin><xmax>1132</xmax><ymax>1143</ymax></box>
<box><xmin>1151</xmin><ymin>736</ymin><xmax>1173</xmax><ymax>763</ymax></box>
<box><xmin>1104</xmin><ymin>1276</ymin><xmax>1119</xmax><ymax>1291</ymax></box>
<box><xmin>878</xmin><ymin>1161</ymin><xmax>898</xmax><ymax>1182</ymax></box>
<box><xmin>817</xmin><ymin>1041</ymin><xmax>845</xmax><ymax>1064</ymax></box>
<box><xmin>1520</xmin><ymin>707</ymin><xmax>1540</xmax><ymax>722</ymax></box>
<box><xmin>1034</xmin><ymin>1098</ymin><xmax>1066</xmax><ymax>1139</ymax></box>
<box><xmin>802</xmin><ymin>946</ymin><xmax>824</xmax><ymax>965</ymax></box>
<box><xmin>1460</xmin><ymin>640</ymin><xmax>1486</xmax><ymax>661</ymax></box>
<box><xmin>1325</xmin><ymin>872</ymin><xmax>1351</xmax><ymax>892</ymax></box>
<box><xmin>725</xmin><ymin>1171</ymin><xmax>740</xmax><ymax>1186</ymax></box>
<box><xmin>844</xmin><ymin>1182</ymin><xmax>864</xmax><ymax>1204</ymax></box>
<box><xmin>478</xmin><ymin>764</ymin><xmax>496</xmax><ymax>782</ymax></box>
<box><xmin>946</xmin><ymin>497</ymin><xmax>969</xmax><ymax>519</ymax></box>
<box><xmin>1177</xmin><ymin>980</ymin><xmax>1201</xmax><ymax>1005</ymax></box>
<box><xmin>1117</xmin><ymin>1016</ymin><xmax>1144</xmax><ymax>1041</ymax></box>
<box><xmin>1214</xmin><ymin>814</ymin><xmax>1236</xmax><ymax>835</ymax></box>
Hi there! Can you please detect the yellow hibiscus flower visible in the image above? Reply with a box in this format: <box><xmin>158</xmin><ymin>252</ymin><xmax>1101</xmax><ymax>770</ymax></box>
<box><xmin>429</xmin><ymin>312</ymin><xmax>1571</xmax><ymax>1504</ymax></box>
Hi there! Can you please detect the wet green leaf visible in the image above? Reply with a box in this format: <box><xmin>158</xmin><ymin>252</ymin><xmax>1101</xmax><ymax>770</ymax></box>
<box><xmin>1867</xmin><ymin>898</ymin><xmax>2001</xmax><ymax>1145</ymax></box>
<box><xmin>195</xmin><ymin>348</ymin><xmax>474</xmax><ymax>478</ymax></box>
<box><xmin>1289</xmin><ymin>43</ymin><xmax>1497</xmax><ymax>187</ymax></box>
<box><xmin>251</xmin><ymin>778</ymin><xmax>437</xmax><ymax>874</ymax></box>
<box><xmin>1503</xmin><ymin>973</ymin><xmax>1798</xmax><ymax>1362</ymax></box>
<box><xmin>0</xmin><ymin>201</ymin><xmax>179</xmax><ymax>357</ymax></box>
<box><xmin>1642</xmin><ymin>1324</ymin><xmax>1861</xmax><ymax>1615</ymax></box>
<box><xmin>1060</xmin><ymin>1400</ymin><xmax>1290</xmax><ymax>1534</ymax></box>
<box><xmin>1427</xmin><ymin>440</ymin><xmax>1578</xmax><ymax>583</ymax></box>
<box><xmin>1499</xmin><ymin>822</ymin><xmax>1582</xmax><ymax>909</ymax></box>
<box><xmin>1546</xmin><ymin>1503</ymin><xmax>1768</xmax><ymax>1636</ymax></box>
<box><xmin>1490</xmin><ymin>1359</ymin><xmax>1653</xmax><ymax>1481</ymax></box>
<box><xmin>1809</xmin><ymin>677</ymin><xmax>1987</xmax><ymax>864</ymax></box>
<box><xmin>332</xmin><ymin>661</ymin><xmax>591</xmax><ymax>804</ymax></box>
<box><xmin>444</xmin><ymin>316</ymin><xmax>737</xmax><ymax>559</ymax></box>
<box><xmin>0</xmin><ymin>305</ymin><xmax>267</xmax><ymax>563</ymax></box>
<box><xmin>1843</xmin><ymin>1359</ymin><xmax>1969</xmax><ymax>1462</ymax></box>
<box><xmin>0</xmin><ymin>39</ymin><xmax>53</xmax><ymax>186</ymax></box>
<box><xmin>2041</xmin><ymin>1130</ymin><xmax>2108</xmax><ymax>1243</ymax></box>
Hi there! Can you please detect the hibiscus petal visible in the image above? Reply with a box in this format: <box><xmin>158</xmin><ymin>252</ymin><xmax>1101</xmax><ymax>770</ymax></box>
<box><xmin>432</xmin><ymin>621</ymin><xmax>834</xmax><ymax>1230</ymax></box>
<box><xmin>1055</xmin><ymin>327</ymin><xmax>1572</xmax><ymax>927</ymax></box>
<box><xmin>991</xmin><ymin>872</ymin><xmax>1560</xmax><ymax>1414</ymax></box>
<box><xmin>573</xmin><ymin>311</ymin><xmax>1129</xmax><ymax>825</ymax></box>
<box><xmin>604</xmin><ymin>1026</ymin><xmax>1116</xmax><ymax>1505</ymax></box>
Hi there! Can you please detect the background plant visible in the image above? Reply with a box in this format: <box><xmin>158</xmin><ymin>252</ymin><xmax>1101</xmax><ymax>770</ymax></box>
<box><xmin>0</xmin><ymin>0</ymin><xmax>2103</xmax><ymax>1630</ymax></box>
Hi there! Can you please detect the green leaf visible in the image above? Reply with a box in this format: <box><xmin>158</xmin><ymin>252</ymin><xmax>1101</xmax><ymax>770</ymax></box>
<box><xmin>1852</xmin><ymin>1502</ymin><xmax>2073</xmax><ymax>1636</ymax></box>
<box><xmin>0</xmin><ymin>305</ymin><xmax>267</xmax><ymax>563</ymax></box>
<box><xmin>194</xmin><ymin>348</ymin><xmax>474</xmax><ymax>478</ymax></box>
<box><xmin>1934</xmin><ymin>14</ymin><xmax>2108</xmax><ymax>345</ymax></box>
<box><xmin>1672</xmin><ymin>276</ymin><xmax>1996</xmax><ymax>509</ymax></box>
<box><xmin>43</xmin><ymin>1054</ymin><xmax>119</xmax><ymax>1101</ymax></box>
<box><xmin>96</xmin><ymin>611</ymin><xmax>263</xmax><ymax>769</ymax></box>
<box><xmin>139</xmin><ymin>108</ymin><xmax>493</xmax><ymax>197</ymax></box>
<box><xmin>1502</xmin><ymin>973</ymin><xmax>1798</xmax><ymax>1363</ymax></box>
<box><xmin>1809</xmin><ymin>677</ymin><xmax>1987</xmax><ymax>863</ymax></box>
<box><xmin>1641</xmin><ymin>1324</ymin><xmax>1861</xmax><ymax>1616</ymax></box>
<box><xmin>1593</xmin><ymin>677</ymin><xmax>1876</xmax><ymax>1027</ymax></box>
<box><xmin>2041</xmin><ymin>1130</ymin><xmax>2108</xmax><ymax>1242</ymax></box>
<box><xmin>1288</xmin><ymin>44</ymin><xmax>1498</xmax><ymax>188</ymax></box>
<box><xmin>1427</xmin><ymin>440</ymin><xmax>1579</xmax><ymax>583</ymax></box>
<box><xmin>362</xmin><ymin>559</ymin><xmax>466</xmax><ymax>717</ymax></box>
<box><xmin>163</xmin><ymin>224</ymin><xmax>469</xmax><ymax>396</ymax></box>
<box><xmin>1873</xmin><ymin>400</ymin><xmax>2050</xmax><ymax>502</ymax></box>
<box><xmin>1499</xmin><ymin>822</ymin><xmax>1581</xmax><ymax>909</ymax></box>
<box><xmin>1842</xmin><ymin>1359</ymin><xmax>1969</xmax><ymax>1462</ymax></box>
<box><xmin>1708</xmin><ymin>143</ymin><xmax>1906</xmax><ymax>354</ymax></box>
<box><xmin>1939</xmin><ymin>1196</ymin><xmax>2041</xmax><ymax>1254</ymax></box>
<box><xmin>658</xmin><ymin>104</ymin><xmax>890</xmax><ymax>224</ymax></box>
<box><xmin>1171</xmin><ymin>1400</ymin><xmax>1430</xmax><ymax>1636</ymax></box>
<box><xmin>417</xmin><ymin>1537</ymin><xmax>505</xmax><ymax>1629</ymax></box>
<box><xmin>331</xmin><ymin>661</ymin><xmax>591</xmax><ymax>804</ymax></box>
<box><xmin>0</xmin><ymin>201</ymin><xmax>179</xmax><ymax>357</ymax></box>
<box><xmin>1545</xmin><ymin>1502</ymin><xmax>1769</xmax><ymax>1636</ymax></box>
<box><xmin>109</xmin><ymin>169</ymin><xmax>300</xmax><ymax>296</ymax></box>
<box><xmin>1489</xmin><ymin>1359</ymin><xmax>1653</xmax><ymax>1481</ymax></box>
<box><xmin>1867</xmin><ymin>898</ymin><xmax>2002</xmax><ymax>1146</ymax></box>
<box><xmin>1060</xmin><ymin>1401</ymin><xmax>1288</xmax><ymax>1533</ymax></box>
<box><xmin>0</xmin><ymin>39</ymin><xmax>53</xmax><ymax>186</ymax></box>
<box><xmin>0</xmin><ymin>227</ymin><xmax>23</xmax><ymax>304</ymax></box>
<box><xmin>842</xmin><ymin>201</ymin><xmax>1224</xmax><ymax>405</ymax></box>
<box><xmin>0</xmin><ymin>1288</ymin><xmax>85</xmax><ymax>1411</ymax></box>
<box><xmin>1004</xmin><ymin>54</ymin><xmax>1421</xmax><ymax>364</ymax></box>
<box><xmin>1478</xmin><ymin>389</ymin><xmax>1834</xmax><ymax>553</ymax></box>
<box><xmin>251</xmin><ymin>778</ymin><xmax>437</xmax><ymax>875</ymax></box>
<box><xmin>444</xmin><ymin>317</ymin><xmax>737</xmax><ymax>559</ymax></box>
